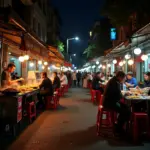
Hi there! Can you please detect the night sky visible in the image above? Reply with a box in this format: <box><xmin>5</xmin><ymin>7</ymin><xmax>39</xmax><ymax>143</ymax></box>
<box><xmin>52</xmin><ymin>0</ymin><xmax>104</xmax><ymax>67</ymax></box>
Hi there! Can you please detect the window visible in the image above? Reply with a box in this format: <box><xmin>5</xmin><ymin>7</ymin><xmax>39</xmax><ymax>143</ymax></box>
<box><xmin>38</xmin><ymin>23</ymin><xmax>41</xmax><ymax>38</ymax></box>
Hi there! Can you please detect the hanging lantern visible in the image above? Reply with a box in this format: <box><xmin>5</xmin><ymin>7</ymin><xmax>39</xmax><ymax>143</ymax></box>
<box><xmin>38</xmin><ymin>60</ymin><xmax>42</xmax><ymax>65</ymax></box>
<box><xmin>125</xmin><ymin>54</ymin><xmax>131</xmax><ymax>60</ymax></box>
<box><xmin>141</xmin><ymin>54</ymin><xmax>148</xmax><ymax>61</ymax></box>
<box><xmin>102</xmin><ymin>65</ymin><xmax>106</xmax><ymax>69</ymax></box>
<box><xmin>19</xmin><ymin>56</ymin><xmax>24</xmax><ymax>62</ymax></box>
<box><xmin>134</xmin><ymin>48</ymin><xmax>141</xmax><ymax>55</ymax></box>
<box><xmin>24</xmin><ymin>55</ymin><xmax>29</xmax><ymax>60</ymax></box>
<box><xmin>44</xmin><ymin>62</ymin><xmax>48</xmax><ymax>66</ymax></box>
<box><xmin>42</xmin><ymin>66</ymin><xmax>45</xmax><ymax>69</ymax></box>
<box><xmin>119</xmin><ymin>61</ymin><xmax>123</xmax><ymax>66</ymax></box>
<box><xmin>29</xmin><ymin>62</ymin><xmax>34</xmax><ymax>67</ymax></box>
<box><xmin>107</xmin><ymin>64</ymin><xmax>111</xmax><ymax>67</ymax></box>
<box><xmin>113</xmin><ymin>59</ymin><xmax>117</xmax><ymax>64</ymax></box>
<box><xmin>128</xmin><ymin>59</ymin><xmax>134</xmax><ymax>65</ymax></box>
<box><xmin>96</xmin><ymin>61</ymin><xmax>99</xmax><ymax>65</ymax></box>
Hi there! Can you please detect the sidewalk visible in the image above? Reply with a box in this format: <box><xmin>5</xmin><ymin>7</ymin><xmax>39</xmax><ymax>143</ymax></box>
<box><xmin>7</xmin><ymin>88</ymin><xmax>150</xmax><ymax>150</ymax></box>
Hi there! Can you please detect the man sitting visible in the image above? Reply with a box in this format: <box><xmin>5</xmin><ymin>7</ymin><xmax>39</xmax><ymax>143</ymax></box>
<box><xmin>125</xmin><ymin>71</ymin><xmax>137</xmax><ymax>88</ymax></box>
<box><xmin>92</xmin><ymin>72</ymin><xmax>104</xmax><ymax>93</ymax></box>
<box><xmin>37</xmin><ymin>72</ymin><xmax>53</xmax><ymax>109</ymax></box>
<box><xmin>53</xmin><ymin>72</ymin><xmax>60</xmax><ymax>91</ymax></box>
<box><xmin>103</xmin><ymin>71</ymin><xmax>131</xmax><ymax>136</ymax></box>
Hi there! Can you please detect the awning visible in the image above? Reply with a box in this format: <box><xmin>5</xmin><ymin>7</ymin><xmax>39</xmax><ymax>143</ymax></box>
<box><xmin>64</xmin><ymin>61</ymin><xmax>72</xmax><ymax>67</ymax></box>
<box><xmin>0</xmin><ymin>7</ymin><xmax>64</xmax><ymax>64</ymax></box>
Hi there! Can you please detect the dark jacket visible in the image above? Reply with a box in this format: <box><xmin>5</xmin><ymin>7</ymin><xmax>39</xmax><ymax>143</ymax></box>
<box><xmin>144</xmin><ymin>80</ymin><xmax>150</xmax><ymax>87</ymax></box>
<box><xmin>103</xmin><ymin>76</ymin><xmax>122</xmax><ymax>108</ymax></box>
<box><xmin>53</xmin><ymin>76</ymin><xmax>60</xmax><ymax>90</ymax></box>
<box><xmin>39</xmin><ymin>77</ymin><xmax>53</xmax><ymax>96</ymax></box>
<box><xmin>92</xmin><ymin>76</ymin><xmax>103</xmax><ymax>90</ymax></box>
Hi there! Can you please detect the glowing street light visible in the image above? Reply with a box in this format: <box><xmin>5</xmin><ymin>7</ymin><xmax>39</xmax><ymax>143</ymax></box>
<box><xmin>67</xmin><ymin>36</ymin><xmax>80</xmax><ymax>54</ymax></box>
<box><xmin>75</xmin><ymin>37</ymin><xmax>79</xmax><ymax>40</ymax></box>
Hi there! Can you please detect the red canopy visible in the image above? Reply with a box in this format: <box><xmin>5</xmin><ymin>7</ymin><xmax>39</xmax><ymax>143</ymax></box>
<box><xmin>64</xmin><ymin>61</ymin><xmax>72</xmax><ymax>67</ymax></box>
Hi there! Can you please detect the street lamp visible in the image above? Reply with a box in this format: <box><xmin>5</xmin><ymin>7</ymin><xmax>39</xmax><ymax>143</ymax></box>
<box><xmin>66</xmin><ymin>36</ymin><xmax>79</xmax><ymax>54</ymax></box>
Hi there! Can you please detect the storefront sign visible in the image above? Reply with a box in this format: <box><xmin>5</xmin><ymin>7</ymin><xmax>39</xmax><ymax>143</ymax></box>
<box><xmin>17</xmin><ymin>96</ymin><xmax>22</xmax><ymax>123</ymax></box>
<box><xmin>110</xmin><ymin>28</ymin><xmax>117</xmax><ymax>40</ymax></box>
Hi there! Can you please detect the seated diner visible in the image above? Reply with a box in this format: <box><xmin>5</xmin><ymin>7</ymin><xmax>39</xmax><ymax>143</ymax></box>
<box><xmin>103</xmin><ymin>71</ymin><xmax>131</xmax><ymax>136</ymax></box>
<box><xmin>125</xmin><ymin>71</ymin><xmax>137</xmax><ymax>88</ymax></box>
<box><xmin>37</xmin><ymin>72</ymin><xmax>53</xmax><ymax>109</ymax></box>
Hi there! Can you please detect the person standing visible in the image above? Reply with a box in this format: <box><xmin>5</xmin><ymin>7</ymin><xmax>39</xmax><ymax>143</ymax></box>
<box><xmin>72</xmin><ymin>71</ymin><xmax>77</xmax><ymax>87</ymax></box>
<box><xmin>1</xmin><ymin>63</ymin><xmax>23</xmax><ymax>87</ymax></box>
<box><xmin>60</xmin><ymin>72</ymin><xmax>68</xmax><ymax>86</ymax></box>
<box><xmin>76</xmin><ymin>71</ymin><xmax>81</xmax><ymax>87</ymax></box>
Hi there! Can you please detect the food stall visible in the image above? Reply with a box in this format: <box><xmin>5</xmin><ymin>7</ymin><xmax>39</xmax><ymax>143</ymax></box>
<box><xmin>0</xmin><ymin>71</ymin><xmax>41</xmax><ymax>136</ymax></box>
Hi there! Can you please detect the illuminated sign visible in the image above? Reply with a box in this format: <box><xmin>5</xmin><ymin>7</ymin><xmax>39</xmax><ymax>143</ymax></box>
<box><xmin>110</xmin><ymin>28</ymin><xmax>117</xmax><ymax>40</ymax></box>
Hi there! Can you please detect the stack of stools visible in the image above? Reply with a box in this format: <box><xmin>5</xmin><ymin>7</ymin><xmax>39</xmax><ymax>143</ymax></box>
<box><xmin>27</xmin><ymin>101</ymin><xmax>36</xmax><ymax>123</ymax></box>
<box><xmin>132</xmin><ymin>112</ymin><xmax>149</xmax><ymax>143</ymax></box>
<box><xmin>91</xmin><ymin>89</ymin><xmax>101</xmax><ymax>104</ymax></box>
<box><xmin>96</xmin><ymin>95</ymin><xmax>117</xmax><ymax>136</ymax></box>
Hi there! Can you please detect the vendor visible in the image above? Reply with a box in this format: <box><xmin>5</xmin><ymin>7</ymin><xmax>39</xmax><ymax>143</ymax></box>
<box><xmin>125</xmin><ymin>72</ymin><xmax>137</xmax><ymax>88</ymax></box>
<box><xmin>1</xmin><ymin>63</ymin><xmax>23</xmax><ymax>87</ymax></box>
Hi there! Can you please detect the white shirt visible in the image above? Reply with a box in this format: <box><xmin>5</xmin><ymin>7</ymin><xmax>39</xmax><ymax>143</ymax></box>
<box><xmin>72</xmin><ymin>73</ymin><xmax>77</xmax><ymax>80</ymax></box>
<box><xmin>61</xmin><ymin>75</ymin><xmax>68</xmax><ymax>85</ymax></box>
<box><xmin>87</xmin><ymin>74</ymin><xmax>93</xmax><ymax>80</ymax></box>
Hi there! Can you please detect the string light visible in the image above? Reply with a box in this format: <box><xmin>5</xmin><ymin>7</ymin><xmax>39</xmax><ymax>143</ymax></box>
<box><xmin>19</xmin><ymin>56</ymin><xmax>24</xmax><ymax>62</ymax></box>
<box><xmin>113</xmin><ymin>59</ymin><xmax>117</xmax><ymax>64</ymax></box>
<box><xmin>141</xmin><ymin>54</ymin><xmax>148</xmax><ymax>61</ymax></box>
<box><xmin>128</xmin><ymin>59</ymin><xmax>134</xmax><ymax>65</ymax></box>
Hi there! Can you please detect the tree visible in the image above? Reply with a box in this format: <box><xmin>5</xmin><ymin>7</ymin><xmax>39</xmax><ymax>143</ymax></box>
<box><xmin>55</xmin><ymin>40</ymin><xmax>64</xmax><ymax>52</ymax></box>
<box><xmin>83</xmin><ymin>44</ymin><xmax>96</xmax><ymax>58</ymax></box>
<box><xmin>101</xmin><ymin>0</ymin><xmax>150</xmax><ymax>26</ymax></box>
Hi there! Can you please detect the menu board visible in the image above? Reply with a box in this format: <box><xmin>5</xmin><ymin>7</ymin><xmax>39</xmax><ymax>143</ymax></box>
<box><xmin>17</xmin><ymin>96</ymin><xmax>22</xmax><ymax>123</ymax></box>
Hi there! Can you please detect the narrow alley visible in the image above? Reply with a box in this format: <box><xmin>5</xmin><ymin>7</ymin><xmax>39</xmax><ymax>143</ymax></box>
<box><xmin>7</xmin><ymin>88</ymin><xmax>150</xmax><ymax>150</ymax></box>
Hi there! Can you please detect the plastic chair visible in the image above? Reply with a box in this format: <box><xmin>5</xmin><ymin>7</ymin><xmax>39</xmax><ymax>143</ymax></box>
<box><xmin>28</xmin><ymin>101</ymin><xmax>36</xmax><ymax>123</ymax></box>
<box><xmin>96</xmin><ymin>95</ymin><xmax>117</xmax><ymax>136</ymax></box>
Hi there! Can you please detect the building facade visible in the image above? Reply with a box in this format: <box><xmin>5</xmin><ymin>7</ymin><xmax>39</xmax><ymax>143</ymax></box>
<box><xmin>0</xmin><ymin>0</ymin><xmax>62</xmax><ymax>83</ymax></box>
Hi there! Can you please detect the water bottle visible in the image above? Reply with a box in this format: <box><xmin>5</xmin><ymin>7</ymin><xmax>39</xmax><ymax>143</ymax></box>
<box><xmin>123</xmin><ymin>84</ymin><xmax>126</xmax><ymax>91</ymax></box>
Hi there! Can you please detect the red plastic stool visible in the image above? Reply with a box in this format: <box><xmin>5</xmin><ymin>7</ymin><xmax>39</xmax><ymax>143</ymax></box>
<box><xmin>45</xmin><ymin>94</ymin><xmax>58</xmax><ymax>110</ymax></box>
<box><xmin>132</xmin><ymin>112</ymin><xmax>149</xmax><ymax>143</ymax></box>
<box><xmin>45</xmin><ymin>96</ymin><xmax>53</xmax><ymax>109</ymax></box>
<box><xmin>96</xmin><ymin>95</ymin><xmax>117</xmax><ymax>136</ymax></box>
<box><xmin>64</xmin><ymin>84</ymin><xmax>68</xmax><ymax>93</ymax></box>
<box><xmin>61</xmin><ymin>86</ymin><xmax>65</xmax><ymax>96</ymax></box>
<box><xmin>28</xmin><ymin>101</ymin><xmax>36</xmax><ymax>123</ymax></box>
<box><xmin>56</xmin><ymin>88</ymin><xmax>61</xmax><ymax>103</ymax></box>
<box><xmin>91</xmin><ymin>90</ymin><xmax>101</xmax><ymax>103</ymax></box>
